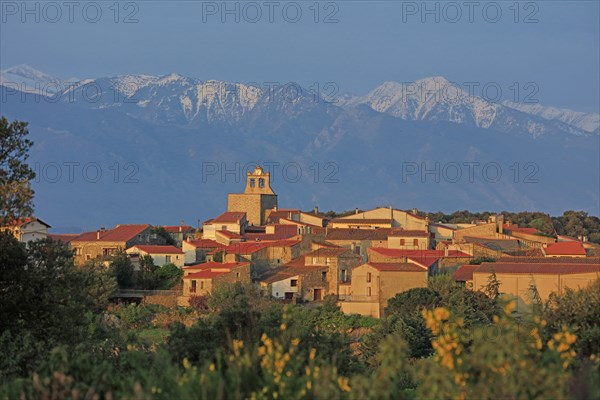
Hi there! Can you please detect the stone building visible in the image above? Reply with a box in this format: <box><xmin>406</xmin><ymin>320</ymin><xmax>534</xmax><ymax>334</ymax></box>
<box><xmin>1</xmin><ymin>217</ymin><xmax>50</xmax><ymax>243</ymax></box>
<box><xmin>227</xmin><ymin>166</ymin><xmax>278</xmax><ymax>226</ymax></box>
<box><xmin>178</xmin><ymin>261</ymin><xmax>251</xmax><ymax>306</ymax></box>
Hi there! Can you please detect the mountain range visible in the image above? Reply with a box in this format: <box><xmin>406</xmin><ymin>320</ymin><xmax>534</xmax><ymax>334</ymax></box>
<box><xmin>1</xmin><ymin>64</ymin><xmax>598</xmax><ymax>231</ymax></box>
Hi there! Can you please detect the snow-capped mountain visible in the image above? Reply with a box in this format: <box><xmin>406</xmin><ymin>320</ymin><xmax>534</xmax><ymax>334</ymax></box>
<box><xmin>0</xmin><ymin>64</ymin><xmax>64</xmax><ymax>94</ymax></box>
<box><xmin>340</xmin><ymin>77</ymin><xmax>593</xmax><ymax>137</ymax></box>
<box><xmin>1</xmin><ymin>65</ymin><xmax>598</xmax><ymax>226</ymax></box>
<box><xmin>501</xmin><ymin>101</ymin><xmax>600</xmax><ymax>134</ymax></box>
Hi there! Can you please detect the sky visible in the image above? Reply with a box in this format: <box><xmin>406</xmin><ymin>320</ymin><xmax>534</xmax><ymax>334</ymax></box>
<box><xmin>1</xmin><ymin>0</ymin><xmax>599</xmax><ymax>112</ymax></box>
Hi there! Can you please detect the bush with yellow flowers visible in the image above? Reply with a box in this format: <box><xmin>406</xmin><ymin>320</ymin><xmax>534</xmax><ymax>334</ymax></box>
<box><xmin>413</xmin><ymin>301</ymin><xmax>578</xmax><ymax>399</ymax></box>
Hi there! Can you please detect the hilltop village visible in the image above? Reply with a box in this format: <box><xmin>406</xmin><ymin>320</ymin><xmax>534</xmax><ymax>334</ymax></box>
<box><xmin>4</xmin><ymin>165</ymin><xmax>600</xmax><ymax>318</ymax></box>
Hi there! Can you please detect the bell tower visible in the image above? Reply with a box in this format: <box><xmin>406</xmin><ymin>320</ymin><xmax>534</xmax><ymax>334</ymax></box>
<box><xmin>244</xmin><ymin>166</ymin><xmax>275</xmax><ymax>195</ymax></box>
<box><xmin>227</xmin><ymin>165</ymin><xmax>278</xmax><ymax>226</ymax></box>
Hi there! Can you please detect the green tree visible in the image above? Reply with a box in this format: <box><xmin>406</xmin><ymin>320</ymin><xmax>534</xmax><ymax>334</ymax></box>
<box><xmin>0</xmin><ymin>117</ymin><xmax>35</xmax><ymax>224</ymax></box>
<box><xmin>109</xmin><ymin>249</ymin><xmax>134</xmax><ymax>289</ymax></box>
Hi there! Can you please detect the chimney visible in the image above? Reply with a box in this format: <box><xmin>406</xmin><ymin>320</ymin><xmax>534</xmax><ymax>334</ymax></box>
<box><xmin>355</xmin><ymin>208</ymin><xmax>359</xmax><ymax>215</ymax></box>
<box><xmin>273</xmin><ymin>205</ymin><xmax>278</xmax><ymax>211</ymax></box>
<box><xmin>390</xmin><ymin>205</ymin><xmax>393</xmax><ymax>219</ymax></box>
<box><xmin>411</xmin><ymin>208</ymin><xmax>418</xmax><ymax>215</ymax></box>
<box><xmin>96</xmin><ymin>230</ymin><xmax>100</xmax><ymax>240</ymax></box>
<box><xmin>314</xmin><ymin>206</ymin><xmax>318</xmax><ymax>214</ymax></box>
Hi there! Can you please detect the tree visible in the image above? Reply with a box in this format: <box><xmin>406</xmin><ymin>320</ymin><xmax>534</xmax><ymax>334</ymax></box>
<box><xmin>151</xmin><ymin>226</ymin><xmax>176</xmax><ymax>246</ymax></box>
<box><xmin>109</xmin><ymin>249</ymin><xmax>134</xmax><ymax>289</ymax></box>
<box><xmin>482</xmin><ymin>272</ymin><xmax>501</xmax><ymax>300</ymax></box>
<box><xmin>0</xmin><ymin>117</ymin><xmax>35</xmax><ymax>224</ymax></box>
<box><xmin>136</xmin><ymin>254</ymin><xmax>158</xmax><ymax>289</ymax></box>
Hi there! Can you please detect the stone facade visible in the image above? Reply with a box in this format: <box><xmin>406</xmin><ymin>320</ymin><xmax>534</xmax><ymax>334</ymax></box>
<box><xmin>227</xmin><ymin>166</ymin><xmax>278</xmax><ymax>226</ymax></box>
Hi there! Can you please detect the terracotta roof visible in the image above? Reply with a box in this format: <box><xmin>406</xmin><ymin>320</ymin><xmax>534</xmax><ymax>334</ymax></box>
<box><xmin>185</xmin><ymin>270</ymin><xmax>230</xmax><ymax>279</ymax></box>
<box><xmin>366</xmin><ymin>262</ymin><xmax>426</xmax><ymax>272</ymax></box>
<box><xmin>369</xmin><ymin>248</ymin><xmax>471</xmax><ymax>268</ymax></box>
<box><xmin>543</xmin><ymin>242</ymin><xmax>586</xmax><ymax>256</ymax></box>
<box><xmin>184</xmin><ymin>261</ymin><xmax>249</xmax><ymax>271</ymax></box>
<box><xmin>48</xmin><ymin>233</ymin><xmax>78</xmax><ymax>244</ymax></box>
<box><xmin>475</xmin><ymin>262</ymin><xmax>600</xmax><ymax>275</ymax></box>
<box><xmin>216</xmin><ymin>230</ymin><xmax>242</xmax><ymax>239</ymax></box>
<box><xmin>72</xmin><ymin>224</ymin><xmax>151</xmax><ymax>242</ymax></box>
<box><xmin>259</xmin><ymin>265</ymin><xmax>326</xmax><ymax>283</ymax></box>
<box><xmin>129</xmin><ymin>245</ymin><xmax>183</xmax><ymax>254</ymax></box>
<box><xmin>463</xmin><ymin>236</ymin><xmax>520</xmax><ymax>252</ymax></box>
<box><xmin>453</xmin><ymin>264</ymin><xmax>479</xmax><ymax>281</ymax></box>
<box><xmin>498</xmin><ymin>256</ymin><xmax>600</xmax><ymax>264</ymax></box>
<box><xmin>210</xmin><ymin>212</ymin><xmax>246</xmax><ymax>224</ymax></box>
<box><xmin>244</xmin><ymin>224</ymin><xmax>298</xmax><ymax>241</ymax></box>
<box><xmin>266</xmin><ymin>210</ymin><xmax>300</xmax><ymax>224</ymax></box>
<box><xmin>311</xmin><ymin>240</ymin><xmax>341</xmax><ymax>248</ymax></box>
<box><xmin>162</xmin><ymin>225</ymin><xmax>193</xmax><ymax>233</ymax></box>
<box><xmin>284</xmin><ymin>256</ymin><xmax>307</xmax><ymax>267</ymax></box>
<box><xmin>186</xmin><ymin>239</ymin><xmax>224</xmax><ymax>249</ymax></box>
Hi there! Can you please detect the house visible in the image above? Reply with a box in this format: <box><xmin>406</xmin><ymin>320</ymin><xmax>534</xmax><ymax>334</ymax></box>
<box><xmin>161</xmin><ymin>225</ymin><xmax>195</xmax><ymax>246</ymax></box>
<box><xmin>48</xmin><ymin>233</ymin><xmax>79</xmax><ymax>244</ymax></box>
<box><xmin>182</xmin><ymin>238</ymin><xmax>225</xmax><ymax>264</ymax></box>
<box><xmin>227</xmin><ymin>166</ymin><xmax>278</xmax><ymax>226</ymax></box>
<box><xmin>367</xmin><ymin>248</ymin><xmax>472</xmax><ymax>274</ymax></box>
<box><xmin>178</xmin><ymin>261</ymin><xmax>251</xmax><ymax>306</ymax></box>
<box><xmin>126</xmin><ymin>245</ymin><xmax>185</xmax><ymax>268</ymax></box>
<box><xmin>1</xmin><ymin>217</ymin><xmax>50</xmax><ymax>242</ymax></box>
<box><xmin>244</xmin><ymin>223</ymin><xmax>299</xmax><ymax>241</ymax></box>
<box><xmin>338</xmin><ymin>262</ymin><xmax>428</xmax><ymax>318</ymax></box>
<box><xmin>325</xmin><ymin>228</ymin><xmax>393</xmax><ymax>260</ymax></box>
<box><xmin>258</xmin><ymin>265</ymin><xmax>329</xmax><ymax>301</ymax></box>
<box><xmin>303</xmin><ymin>247</ymin><xmax>362</xmax><ymax>295</ymax></box>
<box><xmin>328</xmin><ymin>206</ymin><xmax>427</xmax><ymax>230</ymax></box>
<box><xmin>472</xmin><ymin>262</ymin><xmax>600</xmax><ymax>312</ymax></box>
<box><xmin>203</xmin><ymin>211</ymin><xmax>248</xmax><ymax>241</ymax></box>
<box><xmin>542</xmin><ymin>241</ymin><xmax>587</xmax><ymax>258</ymax></box>
<box><xmin>452</xmin><ymin>264</ymin><xmax>480</xmax><ymax>289</ymax></box>
<box><xmin>220</xmin><ymin>239</ymin><xmax>303</xmax><ymax>277</ymax></box>
<box><xmin>387</xmin><ymin>230</ymin><xmax>432</xmax><ymax>250</ymax></box>
<box><xmin>70</xmin><ymin>224</ymin><xmax>161</xmax><ymax>264</ymax></box>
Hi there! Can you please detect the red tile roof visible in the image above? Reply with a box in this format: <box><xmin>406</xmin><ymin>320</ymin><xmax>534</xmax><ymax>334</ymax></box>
<box><xmin>475</xmin><ymin>262</ymin><xmax>600</xmax><ymax>275</ymax></box>
<box><xmin>216</xmin><ymin>230</ymin><xmax>242</xmax><ymax>239</ymax></box>
<box><xmin>453</xmin><ymin>264</ymin><xmax>479</xmax><ymax>281</ymax></box>
<box><xmin>185</xmin><ymin>270</ymin><xmax>231</xmax><ymax>279</ymax></box>
<box><xmin>185</xmin><ymin>239</ymin><xmax>225</xmax><ymax>249</ymax></box>
<box><xmin>244</xmin><ymin>224</ymin><xmax>298</xmax><ymax>241</ymax></box>
<box><xmin>129</xmin><ymin>245</ymin><xmax>183</xmax><ymax>254</ymax></box>
<box><xmin>326</xmin><ymin>228</ymin><xmax>402</xmax><ymax>241</ymax></box>
<box><xmin>210</xmin><ymin>212</ymin><xmax>246</xmax><ymax>224</ymax></box>
<box><xmin>369</xmin><ymin>248</ymin><xmax>471</xmax><ymax>268</ymax></box>
<box><xmin>184</xmin><ymin>261</ymin><xmax>249</xmax><ymax>271</ymax></box>
<box><xmin>304</xmin><ymin>247</ymin><xmax>360</xmax><ymax>258</ymax></box>
<box><xmin>366</xmin><ymin>262</ymin><xmax>426</xmax><ymax>272</ymax></box>
<box><xmin>72</xmin><ymin>224</ymin><xmax>151</xmax><ymax>242</ymax></box>
<box><xmin>543</xmin><ymin>242</ymin><xmax>586</xmax><ymax>256</ymax></box>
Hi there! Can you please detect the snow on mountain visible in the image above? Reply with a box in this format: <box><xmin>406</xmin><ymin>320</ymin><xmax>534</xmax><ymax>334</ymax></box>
<box><xmin>341</xmin><ymin>77</ymin><xmax>592</xmax><ymax>137</ymax></box>
<box><xmin>501</xmin><ymin>101</ymin><xmax>599</xmax><ymax>134</ymax></box>
<box><xmin>0</xmin><ymin>64</ymin><xmax>63</xmax><ymax>94</ymax></box>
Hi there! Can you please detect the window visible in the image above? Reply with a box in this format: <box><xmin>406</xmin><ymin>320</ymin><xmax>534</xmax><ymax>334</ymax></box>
<box><xmin>367</xmin><ymin>272</ymin><xmax>372</xmax><ymax>283</ymax></box>
<box><xmin>250</xmin><ymin>178</ymin><xmax>256</xmax><ymax>187</ymax></box>
<box><xmin>290</xmin><ymin>279</ymin><xmax>298</xmax><ymax>287</ymax></box>
<box><xmin>85</xmin><ymin>254</ymin><xmax>92</xmax><ymax>260</ymax></box>
<box><xmin>200</xmin><ymin>281</ymin><xmax>204</xmax><ymax>289</ymax></box>
<box><xmin>166</xmin><ymin>255</ymin><xmax>172</xmax><ymax>263</ymax></box>
<box><xmin>258</xmin><ymin>178</ymin><xmax>265</xmax><ymax>188</ymax></box>
<box><xmin>236</xmin><ymin>272</ymin><xmax>240</xmax><ymax>279</ymax></box>
<box><xmin>367</xmin><ymin>287</ymin><xmax>372</xmax><ymax>297</ymax></box>
<box><xmin>400</xmin><ymin>239</ymin><xmax>405</xmax><ymax>245</ymax></box>
<box><xmin>322</xmin><ymin>271</ymin><xmax>327</xmax><ymax>282</ymax></box>
<box><xmin>341</xmin><ymin>269</ymin><xmax>347</xmax><ymax>282</ymax></box>
<box><xmin>75</xmin><ymin>247</ymin><xmax>82</xmax><ymax>256</ymax></box>
<box><xmin>191</xmin><ymin>280</ymin><xmax>197</xmax><ymax>293</ymax></box>
<box><xmin>413</xmin><ymin>239</ymin><xmax>419</xmax><ymax>246</ymax></box>
<box><xmin>325</xmin><ymin>257</ymin><xmax>331</xmax><ymax>265</ymax></box>
<box><xmin>354</xmin><ymin>245</ymin><xmax>361</xmax><ymax>254</ymax></box>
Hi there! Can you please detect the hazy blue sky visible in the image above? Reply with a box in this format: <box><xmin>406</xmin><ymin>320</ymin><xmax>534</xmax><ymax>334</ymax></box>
<box><xmin>1</xmin><ymin>1</ymin><xmax>599</xmax><ymax>112</ymax></box>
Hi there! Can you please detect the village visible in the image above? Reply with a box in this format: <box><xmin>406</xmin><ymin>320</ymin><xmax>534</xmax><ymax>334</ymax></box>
<box><xmin>4</xmin><ymin>165</ymin><xmax>600</xmax><ymax>318</ymax></box>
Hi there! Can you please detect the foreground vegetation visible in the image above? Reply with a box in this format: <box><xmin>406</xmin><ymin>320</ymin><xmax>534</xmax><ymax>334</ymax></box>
<box><xmin>1</xmin><ymin>233</ymin><xmax>599</xmax><ymax>399</ymax></box>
